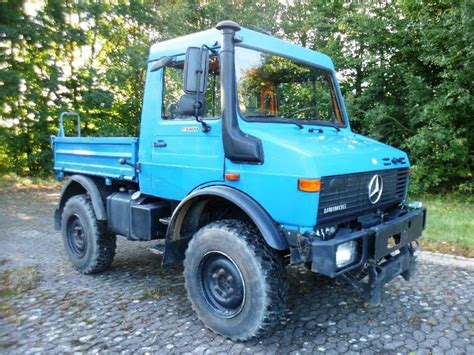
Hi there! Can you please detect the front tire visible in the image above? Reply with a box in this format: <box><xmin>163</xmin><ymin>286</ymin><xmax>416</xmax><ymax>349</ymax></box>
<box><xmin>183</xmin><ymin>219</ymin><xmax>288</xmax><ymax>341</ymax></box>
<box><xmin>61</xmin><ymin>194</ymin><xmax>116</xmax><ymax>274</ymax></box>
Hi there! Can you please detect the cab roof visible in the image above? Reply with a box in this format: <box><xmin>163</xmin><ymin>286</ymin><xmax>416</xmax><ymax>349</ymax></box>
<box><xmin>148</xmin><ymin>27</ymin><xmax>335</xmax><ymax>71</ymax></box>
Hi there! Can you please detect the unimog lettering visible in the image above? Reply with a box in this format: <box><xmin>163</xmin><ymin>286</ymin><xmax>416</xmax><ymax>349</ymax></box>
<box><xmin>323</xmin><ymin>204</ymin><xmax>347</xmax><ymax>214</ymax></box>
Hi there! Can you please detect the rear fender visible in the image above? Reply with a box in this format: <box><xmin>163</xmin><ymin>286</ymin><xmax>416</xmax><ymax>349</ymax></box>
<box><xmin>55</xmin><ymin>175</ymin><xmax>107</xmax><ymax>230</ymax></box>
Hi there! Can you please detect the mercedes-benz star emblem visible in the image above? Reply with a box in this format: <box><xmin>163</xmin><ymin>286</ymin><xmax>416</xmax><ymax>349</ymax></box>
<box><xmin>368</xmin><ymin>174</ymin><xmax>383</xmax><ymax>204</ymax></box>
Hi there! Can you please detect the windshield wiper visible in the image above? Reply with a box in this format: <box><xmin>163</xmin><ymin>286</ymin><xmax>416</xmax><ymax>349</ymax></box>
<box><xmin>307</xmin><ymin>122</ymin><xmax>341</xmax><ymax>132</ymax></box>
<box><xmin>246</xmin><ymin>114</ymin><xmax>277</xmax><ymax>118</ymax></box>
<box><xmin>247</xmin><ymin>115</ymin><xmax>304</xmax><ymax>129</ymax></box>
<box><xmin>326</xmin><ymin>124</ymin><xmax>341</xmax><ymax>132</ymax></box>
<box><xmin>290</xmin><ymin>121</ymin><xmax>304</xmax><ymax>129</ymax></box>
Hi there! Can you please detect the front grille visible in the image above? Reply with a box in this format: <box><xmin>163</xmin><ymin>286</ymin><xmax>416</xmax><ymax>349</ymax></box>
<box><xmin>317</xmin><ymin>168</ymin><xmax>409</xmax><ymax>226</ymax></box>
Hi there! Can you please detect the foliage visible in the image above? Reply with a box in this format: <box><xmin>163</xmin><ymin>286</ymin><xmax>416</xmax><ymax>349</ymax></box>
<box><xmin>282</xmin><ymin>0</ymin><xmax>473</xmax><ymax>192</ymax></box>
<box><xmin>0</xmin><ymin>0</ymin><xmax>472</xmax><ymax>192</ymax></box>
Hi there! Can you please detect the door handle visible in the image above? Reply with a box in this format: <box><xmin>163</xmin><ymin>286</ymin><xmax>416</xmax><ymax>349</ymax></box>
<box><xmin>153</xmin><ymin>140</ymin><xmax>167</xmax><ymax>148</ymax></box>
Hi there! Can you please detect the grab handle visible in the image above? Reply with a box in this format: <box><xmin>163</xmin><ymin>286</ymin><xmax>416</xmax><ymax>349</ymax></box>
<box><xmin>58</xmin><ymin>112</ymin><xmax>81</xmax><ymax>137</ymax></box>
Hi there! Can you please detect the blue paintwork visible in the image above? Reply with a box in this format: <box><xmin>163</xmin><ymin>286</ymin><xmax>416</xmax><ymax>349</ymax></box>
<box><xmin>53</xmin><ymin>26</ymin><xmax>410</xmax><ymax>232</ymax></box>
<box><xmin>237</xmin><ymin>28</ymin><xmax>335</xmax><ymax>71</ymax></box>
<box><xmin>52</xmin><ymin>137</ymin><xmax>139</xmax><ymax>181</ymax></box>
<box><xmin>137</xmin><ymin>64</ymin><xmax>225</xmax><ymax>199</ymax></box>
<box><xmin>149</xmin><ymin>29</ymin><xmax>221</xmax><ymax>60</ymax></box>
<box><xmin>223</xmin><ymin>123</ymin><xmax>408</xmax><ymax>228</ymax></box>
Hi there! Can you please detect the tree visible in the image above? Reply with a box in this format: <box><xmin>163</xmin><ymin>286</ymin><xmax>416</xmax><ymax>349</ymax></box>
<box><xmin>0</xmin><ymin>0</ymin><xmax>471</xmax><ymax>192</ymax></box>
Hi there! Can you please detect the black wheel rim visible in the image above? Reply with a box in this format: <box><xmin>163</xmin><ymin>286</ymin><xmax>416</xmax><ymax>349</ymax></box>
<box><xmin>199</xmin><ymin>251</ymin><xmax>245</xmax><ymax>319</ymax></box>
<box><xmin>66</xmin><ymin>214</ymin><xmax>87</xmax><ymax>258</ymax></box>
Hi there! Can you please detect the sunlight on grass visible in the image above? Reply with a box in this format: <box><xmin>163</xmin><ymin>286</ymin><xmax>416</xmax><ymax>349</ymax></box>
<box><xmin>0</xmin><ymin>173</ymin><xmax>60</xmax><ymax>192</ymax></box>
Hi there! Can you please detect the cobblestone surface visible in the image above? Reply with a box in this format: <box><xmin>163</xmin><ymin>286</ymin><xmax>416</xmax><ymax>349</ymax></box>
<box><xmin>0</xmin><ymin>188</ymin><xmax>473</xmax><ymax>353</ymax></box>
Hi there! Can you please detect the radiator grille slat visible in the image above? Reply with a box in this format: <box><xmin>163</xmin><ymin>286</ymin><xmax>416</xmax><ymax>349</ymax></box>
<box><xmin>317</xmin><ymin>168</ymin><xmax>409</xmax><ymax>226</ymax></box>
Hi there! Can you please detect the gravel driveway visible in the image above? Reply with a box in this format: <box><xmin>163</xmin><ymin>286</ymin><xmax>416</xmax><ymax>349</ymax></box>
<box><xmin>0</xmin><ymin>188</ymin><xmax>473</xmax><ymax>354</ymax></box>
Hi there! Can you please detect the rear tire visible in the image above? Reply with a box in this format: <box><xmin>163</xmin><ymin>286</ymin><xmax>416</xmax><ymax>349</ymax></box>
<box><xmin>61</xmin><ymin>194</ymin><xmax>116</xmax><ymax>274</ymax></box>
<box><xmin>183</xmin><ymin>219</ymin><xmax>288</xmax><ymax>341</ymax></box>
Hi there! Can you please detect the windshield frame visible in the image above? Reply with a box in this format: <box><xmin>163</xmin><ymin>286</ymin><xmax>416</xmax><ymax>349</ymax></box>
<box><xmin>234</xmin><ymin>45</ymin><xmax>349</xmax><ymax>129</ymax></box>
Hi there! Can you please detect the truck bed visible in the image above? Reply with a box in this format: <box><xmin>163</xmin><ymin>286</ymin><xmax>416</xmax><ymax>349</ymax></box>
<box><xmin>52</xmin><ymin>136</ymin><xmax>139</xmax><ymax>182</ymax></box>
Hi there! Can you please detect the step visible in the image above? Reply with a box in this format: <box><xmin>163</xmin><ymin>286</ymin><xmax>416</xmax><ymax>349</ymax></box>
<box><xmin>149</xmin><ymin>243</ymin><xmax>165</xmax><ymax>255</ymax></box>
<box><xmin>159</xmin><ymin>217</ymin><xmax>171</xmax><ymax>225</ymax></box>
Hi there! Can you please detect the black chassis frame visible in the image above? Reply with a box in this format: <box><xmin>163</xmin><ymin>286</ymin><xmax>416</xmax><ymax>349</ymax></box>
<box><xmin>285</xmin><ymin>206</ymin><xmax>426</xmax><ymax>305</ymax></box>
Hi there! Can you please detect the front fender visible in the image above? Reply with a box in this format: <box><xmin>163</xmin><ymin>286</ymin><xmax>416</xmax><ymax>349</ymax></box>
<box><xmin>163</xmin><ymin>185</ymin><xmax>289</xmax><ymax>264</ymax></box>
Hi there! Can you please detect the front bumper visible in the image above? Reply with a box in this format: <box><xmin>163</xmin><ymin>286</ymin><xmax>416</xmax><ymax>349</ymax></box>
<box><xmin>287</xmin><ymin>207</ymin><xmax>426</xmax><ymax>304</ymax></box>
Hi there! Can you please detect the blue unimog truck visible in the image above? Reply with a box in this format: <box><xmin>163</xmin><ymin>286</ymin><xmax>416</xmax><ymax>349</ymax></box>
<box><xmin>52</xmin><ymin>21</ymin><xmax>426</xmax><ymax>340</ymax></box>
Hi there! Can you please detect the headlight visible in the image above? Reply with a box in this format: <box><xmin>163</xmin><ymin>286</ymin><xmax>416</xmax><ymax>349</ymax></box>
<box><xmin>336</xmin><ymin>240</ymin><xmax>357</xmax><ymax>268</ymax></box>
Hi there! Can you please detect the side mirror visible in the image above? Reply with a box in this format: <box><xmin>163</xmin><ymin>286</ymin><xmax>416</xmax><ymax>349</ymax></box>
<box><xmin>183</xmin><ymin>47</ymin><xmax>209</xmax><ymax>94</ymax></box>
<box><xmin>179</xmin><ymin>94</ymin><xmax>206</xmax><ymax>117</ymax></box>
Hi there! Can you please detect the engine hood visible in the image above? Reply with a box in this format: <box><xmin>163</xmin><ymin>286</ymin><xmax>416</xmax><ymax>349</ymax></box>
<box><xmin>244</xmin><ymin>124</ymin><xmax>410</xmax><ymax>177</ymax></box>
<box><xmin>224</xmin><ymin>123</ymin><xmax>410</xmax><ymax>228</ymax></box>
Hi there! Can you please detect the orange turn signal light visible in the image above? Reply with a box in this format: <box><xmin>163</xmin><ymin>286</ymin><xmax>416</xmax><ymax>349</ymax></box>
<box><xmin>298</xmin><ymin>178</ymin><xmax>321</xmax><ymax>192</ymax></box>
<box><xmin>225</xmin><ymin>172</ymin><xmax>240</xmax><ymax>181</ymax></box>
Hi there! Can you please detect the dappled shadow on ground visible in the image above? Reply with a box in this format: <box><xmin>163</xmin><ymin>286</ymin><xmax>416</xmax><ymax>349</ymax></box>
<box><xmin>0</xmin><ymin>189</ymin><xmax>59</xmax><ymax>229</ymax></box>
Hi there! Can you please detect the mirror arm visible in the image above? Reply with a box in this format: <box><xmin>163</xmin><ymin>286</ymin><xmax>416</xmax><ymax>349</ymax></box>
<box><xmin>202</xmin><ymin>44</ymin><xmax>218</xmax><ymax>55</ymax></box>
<box><xmin>196</xmin><ymin>116</ymin><xmax>211</xmax><ymax>133</ymax></box>
<box><xmin>150</xmin><ymin>56</ymin><xmax>176</xmax><ymax>72</ymax></box>
<box><xmin>193</xmin><ymin>46</ymin><xmax>211</xmax><ymax>133</ymax></box>
<box><xmin>193</xmin><ymin>100</ymin><xmax>211</xmax><ymax>133</ymax></box>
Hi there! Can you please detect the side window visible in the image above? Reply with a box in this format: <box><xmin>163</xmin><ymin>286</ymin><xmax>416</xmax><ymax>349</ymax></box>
<box><xmin>162</xmin><ymin>56</ymin><xmax>221</xmax><ymax>119</ymax></box>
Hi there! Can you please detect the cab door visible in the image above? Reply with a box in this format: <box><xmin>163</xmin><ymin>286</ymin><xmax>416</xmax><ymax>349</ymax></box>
<box><xmin>150</xmin><ymin>58</ymin><xmax>224</xmax><ymax>200</ymax></box>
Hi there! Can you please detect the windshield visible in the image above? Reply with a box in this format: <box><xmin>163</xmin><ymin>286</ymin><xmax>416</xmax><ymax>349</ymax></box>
<box><xmin>235</xmin><ymin>47</ymin><xmax>344</xmax><ymax>126</ymax></box>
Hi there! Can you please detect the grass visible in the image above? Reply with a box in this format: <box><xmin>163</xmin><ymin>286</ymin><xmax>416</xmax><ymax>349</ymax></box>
<box><xmin>0</xmin><ymin>267</ymin><xmax>39</xmax><ymax>298</ymax></box>
<box><xmin>416</xmin><ymin>194</ymin><xmax>473</xmax><ymax>258</ymax></box>
<box><xmin>0</xmin><ymin>173</ymin><xmax>60</xmax><ymax>192</ymax></box>
<box><xmin>59</xmin><ymin>300</ymin><xmax>88</xmax><ymax>312</ymax></box>
<box><xmin>141</xmin><ymin>289</ymin><xmax>161</xmax><ymax>301</ymax></box>
<box><xmin>0</xmin><ymin>301</ymin><xmax>16</xmax><ymax>318</ymax></box>
<box><xmin>0</xmin><ymin>264</ymin><xmax>39</xmax><ymax>325</ymax></box>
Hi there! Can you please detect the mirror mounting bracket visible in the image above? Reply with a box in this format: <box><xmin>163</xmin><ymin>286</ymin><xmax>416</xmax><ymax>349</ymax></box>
<box><xmin>193</xmin><ymin>99</ymin><xmax>211</xmax><ymax>133</ymax></box>
<box><xmin>196</xmin><ymin>116</ymin><xmax>211</xmax><ymax>133</ymax></box>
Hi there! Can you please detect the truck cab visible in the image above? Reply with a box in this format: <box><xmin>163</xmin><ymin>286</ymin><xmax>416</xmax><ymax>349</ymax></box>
<box><xmin>52</xmin><ymin>21</ymin><xmax>426</xmax><ymax>341</ymax></box>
